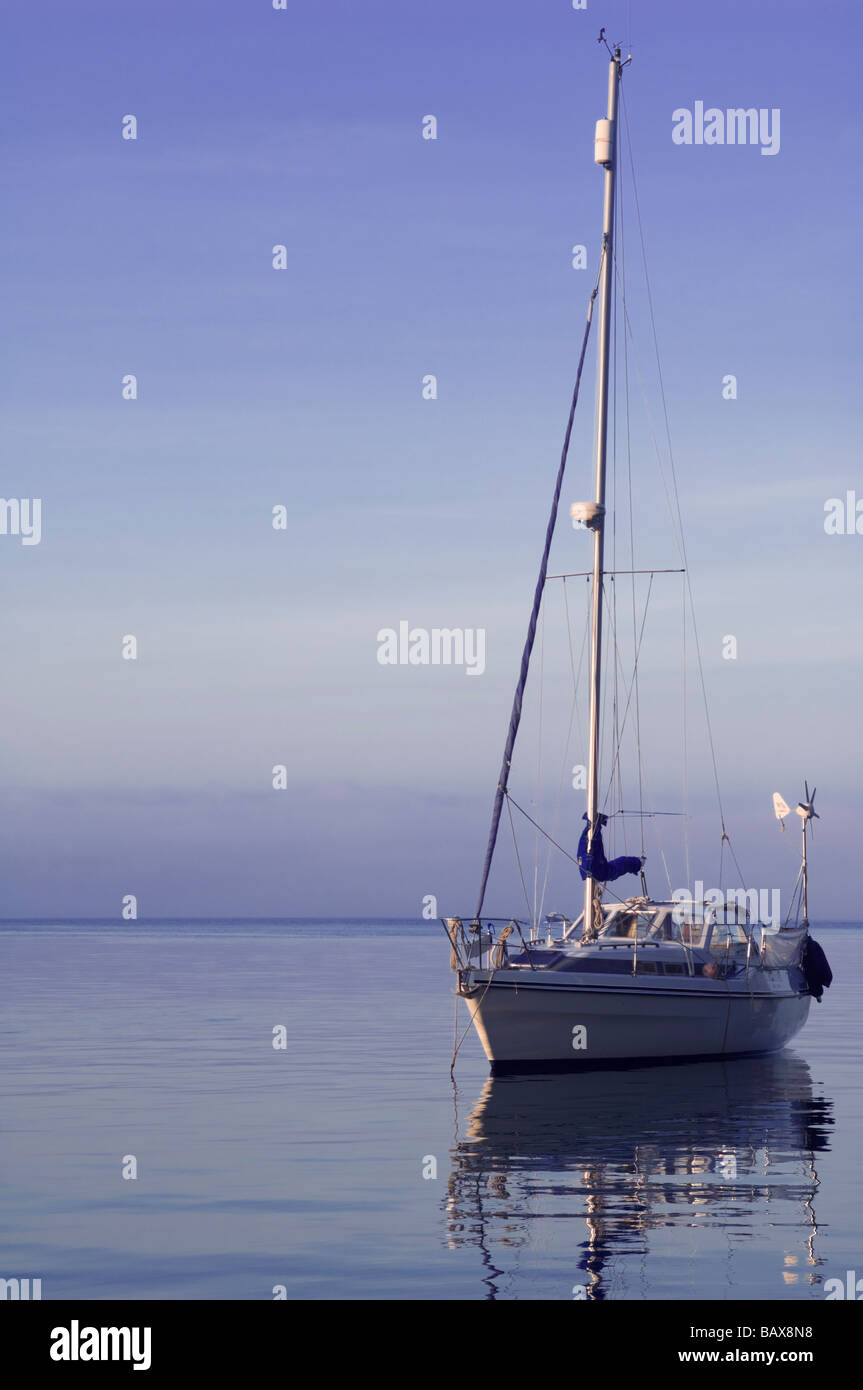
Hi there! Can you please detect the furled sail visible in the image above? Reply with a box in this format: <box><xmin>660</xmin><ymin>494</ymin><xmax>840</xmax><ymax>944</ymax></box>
<box><xmin>577</xmin><ymin>813</ymin><xmax>642</xmax><ymax>883</ymax></box>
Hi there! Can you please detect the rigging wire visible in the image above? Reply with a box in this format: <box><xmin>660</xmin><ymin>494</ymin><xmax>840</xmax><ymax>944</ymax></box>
<box><xmin>601</xmin><ymin>573</ymin><xmax>654</xmax><ymax>808</ymax></box>
<box><xmin>506</xmin><ymin>791</ymin><xmax>586</xmax><ymax>873</ymax></box>
<box><xmin>532</xmin><ymin>593</ymin><xmax>547</xmax><ymax>928</ymax></box>
<box><xmin>610</xmin><ymin>158</ymin><xmax>622</xmax><ymax>866</ymax></box>
<box><xmin>506</xmin><ymin>792</ymin><xmax>534</xmax><ymax>923</ymax></box>
<box><xmin>682</xmin><ymin>570</ymin><xmax>691</xmax><ymax>889</ymax></box>
<box><xmin>610</xmin><ymin>250</ymin><xmax>748</xmax><ymax>894</ymax></box>
<box><xmin>472</xmin><ymin>254</ymin><xmax>604</xmax><ymax>920</ymax></box>
<box><xmin>536</xmin><ymin>576</ymin><xmax>591</xmax><ymax>926</ymax></box>
<box><xmin>620</xmin><ymin>85</ymin><xmax>747</xmax><ymax>890</ymax></box>
<box><xmin>619</xmin><ymin>135</ymin><xmax>647</xmax><ymax>864</ymax></box>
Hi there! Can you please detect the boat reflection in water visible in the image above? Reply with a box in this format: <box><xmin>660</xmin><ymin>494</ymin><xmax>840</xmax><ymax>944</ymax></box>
<box><xmin>445</xmin><ymin>1054</ymin><xmax>833</xmax><ymax>1300</ymax></box>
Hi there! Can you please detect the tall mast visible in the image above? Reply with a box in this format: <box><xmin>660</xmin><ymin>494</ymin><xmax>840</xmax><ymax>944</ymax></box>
<box><xmin>584</xmin><ymin>49</ymin><xmax>623</xmax><ymax>936</ymax></box>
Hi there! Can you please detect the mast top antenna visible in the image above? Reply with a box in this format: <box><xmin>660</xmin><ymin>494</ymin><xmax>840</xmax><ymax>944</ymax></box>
<box><xmin>597</xmin><ymin>31</ymin><xmax>631</xmax><ymax>67</ymax></box>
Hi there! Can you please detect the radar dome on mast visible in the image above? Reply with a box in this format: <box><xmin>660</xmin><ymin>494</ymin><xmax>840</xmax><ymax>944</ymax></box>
<box><xmin>570</xmin><ymin>501</ymin><xmax>605</xmax><ymax>531</ymax></box>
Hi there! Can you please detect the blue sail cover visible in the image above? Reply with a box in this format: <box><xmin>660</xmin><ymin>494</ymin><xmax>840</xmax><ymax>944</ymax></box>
<box><xmin>577</xmin><ymin>814</ymin><xmax>642</xmax><ymax>883</ymax></box>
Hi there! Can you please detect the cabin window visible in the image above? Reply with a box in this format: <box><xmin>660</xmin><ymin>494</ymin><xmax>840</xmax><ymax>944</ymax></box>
<box><xmin>710</xmin><ymin>919</ymin><xmax>749</xmax><ymax>948</ymax></box>
<box><xmin>602</xmin><ymin>911</ymin><xmax>653</xmax><ymax>939</ymax></box>
<box><xmin>676</xmin><ymin>919</ymin><xmax>708</xmax><ymax>949</ymax></box>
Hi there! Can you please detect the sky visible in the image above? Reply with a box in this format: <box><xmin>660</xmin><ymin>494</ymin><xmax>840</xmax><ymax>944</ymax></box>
<box><xmin>1</xmin><ymin>0</ymin><xmax>861</xmax><ymax>919</ymax></box>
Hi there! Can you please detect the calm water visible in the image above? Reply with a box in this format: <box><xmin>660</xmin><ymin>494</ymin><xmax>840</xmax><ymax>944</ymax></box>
<box><xmin>0</xmin><ymin>920</ymin><xmax>858</xmax><ymax>1300</ymax></box>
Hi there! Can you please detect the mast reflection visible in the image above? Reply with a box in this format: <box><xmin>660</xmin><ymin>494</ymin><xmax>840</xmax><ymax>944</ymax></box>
<box><xmin>445</xmin><ymin>1054</ymin><xmax>832</xmax><ymax>1300</ymax></box>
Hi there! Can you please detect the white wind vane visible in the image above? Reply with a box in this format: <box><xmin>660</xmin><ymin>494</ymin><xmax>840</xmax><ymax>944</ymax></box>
<box><xmin>774</xmin><ymin>783</ymin><xmax>819</xmax><ymax>926</ymax></box>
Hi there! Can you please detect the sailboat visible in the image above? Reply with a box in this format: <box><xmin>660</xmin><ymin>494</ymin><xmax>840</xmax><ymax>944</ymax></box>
<box><xmin>444</xmin><ymin>42</ymin><xmax>831</xmax><ymax>1074</ymax></box>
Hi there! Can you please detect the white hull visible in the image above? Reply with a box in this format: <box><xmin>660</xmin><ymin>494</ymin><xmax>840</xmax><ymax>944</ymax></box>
<box><xmin>462</xmin><ymin>972</ymin><xmax>811</xmax><ymax>1073</ymax></box>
